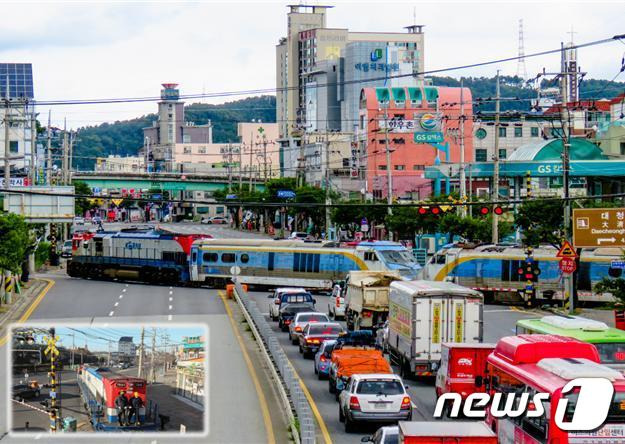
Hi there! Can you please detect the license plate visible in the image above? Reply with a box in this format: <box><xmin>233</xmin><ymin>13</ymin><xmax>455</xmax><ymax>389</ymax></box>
<box><xmin>373</xmin><ymin>403</ymin><xmax>387</xmax><ymax>409</ymax></box>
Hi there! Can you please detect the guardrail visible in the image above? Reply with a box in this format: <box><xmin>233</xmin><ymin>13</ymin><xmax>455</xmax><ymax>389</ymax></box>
<box><xmin>231</xmin><ymin>280</ymin><xmax>316</xmax><ymax>444</ymax></box>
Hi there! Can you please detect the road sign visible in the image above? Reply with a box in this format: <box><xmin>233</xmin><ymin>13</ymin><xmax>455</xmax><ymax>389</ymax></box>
<box><xmin>559</xmin><ymin>257</ymin><xmax>577</xmax><ymax>274</ymax></box>
<box><xmin>277</xmin><ymin>190</ymin><xmax>296</xmax><ymax>199</ymax></box>
<box><xmin>111</xmin><ymin>198</ymin><xmax>123</xmax><ymax>206</ymax></box>
<box><xmin>612</xmin><ymin>260</ymin><xmax>625</xmax><ymax>269</ymax></box>
<box><xmin>573</xmin><ymin>208</ymin><xmax>625</xmax><ymax>248</ymax></box>
<box><xmin>556</xmin><ymin>240</ymin><xmax>578</xmax><ymax>258</ymax></box>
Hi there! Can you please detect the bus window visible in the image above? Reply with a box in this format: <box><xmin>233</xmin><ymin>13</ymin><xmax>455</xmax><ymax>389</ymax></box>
<box><xmin>240</xmin><ymin>254</ymin><xmax>249</xmax><ymax>264</ymax></box>
<box><xmin>192</xmin><ymin>251</ymin><xmax>197</xmax><ymax>263</ymax></box>
<box><xmin>521</xmin><ymin>388</ymin><xmax>548</xmax><ymax>441</ymax></box>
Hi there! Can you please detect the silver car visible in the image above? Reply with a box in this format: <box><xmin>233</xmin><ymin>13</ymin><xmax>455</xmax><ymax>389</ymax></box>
<box><xmin>288</xmin><ymin>312</ymin><xmax>329</xmax><ymax>345</ymax></box>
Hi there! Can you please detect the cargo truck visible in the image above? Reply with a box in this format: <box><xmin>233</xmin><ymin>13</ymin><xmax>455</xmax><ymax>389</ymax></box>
<box><xmin>344</xmin><ymin>271</ymin><xmax>401</xmax><ymax>331</ymax></box>
<box><xmin>387</xmin><ymin>281</ymin><xmax>483</xmax><ymax>377</ymax></box>
<box><xmin>398</xmin><ymin>421</ymin><xmax>497</xmax><ymax>443</ymax></box>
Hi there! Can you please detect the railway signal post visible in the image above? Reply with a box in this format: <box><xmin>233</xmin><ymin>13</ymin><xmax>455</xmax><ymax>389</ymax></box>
<box><xmin>44</xmin><ymin>328</ymin><xmax>60</xmax><ymax>432</ymax></box>
<box><xmin>519</xmin><ymin>247</ymin><xmax>539</xmax><ymax>308</ymax></box>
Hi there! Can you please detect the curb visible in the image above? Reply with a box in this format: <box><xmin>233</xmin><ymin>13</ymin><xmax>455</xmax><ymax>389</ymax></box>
<box><xmin>0</xmin><ymin>279</ymin><xmax>48</xmax><ymax>336</ymax></box>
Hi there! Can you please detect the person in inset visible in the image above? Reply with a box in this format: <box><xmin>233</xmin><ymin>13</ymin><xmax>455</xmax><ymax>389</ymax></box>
<box><xmin>129</xmin><ymin>391</ymin><xmax>143</xmax><ymax>426</ymax></box>
<box><xmin>115</xmin><ymin>390</ymin><xmax>129</xmax><ymax>426</ymax></box>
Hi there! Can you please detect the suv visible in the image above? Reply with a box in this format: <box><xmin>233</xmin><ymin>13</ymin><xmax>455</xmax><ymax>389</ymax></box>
<box><xmin>328</xmin><ymin>283</ymin><xmax>345</xmax><ymax>320</ymax></box>
<box><xmin>268</xmin><ymin>288</ymin><xmax>310</xmax><ymax>321</ymax></box>
<box><xmin>278</xmin><ymin>303</ymin><xmax>316</xmax><ymax>331</ymax></box>
<box><xmin>61</xmin><ymin>240</ymin><xmax>73</xmax><ymax>258</ymax></box>
<box><xmin>338</xmin><ymin>374</ymin><xmax>411</xmax><ymax>433</ymax></box>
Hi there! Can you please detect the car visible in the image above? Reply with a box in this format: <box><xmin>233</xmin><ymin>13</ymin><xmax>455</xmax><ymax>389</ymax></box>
<box><xmin>268</xmin><ymin>287</ymin><xmax>310</xmax><ymax>321</ymax></box>
<box><xmin>288</xmin><ymin>312</ymin><xmax>330</xmax><ymax>345</ymax></box>
<box><xmin>278</xmin><ymin>303</ymin><xmax>317</xmax><ymax>332</ymax></box>
<box><xmin>201</xmin><ymin>216</ymin><xmax>228</xmax><ymax>224</ymax></box>
<box><xmin>328</xmin><ymin>283</ymin><xmax>346</xmax><ymax>320</ymax></box>
<box><xmin>299</xmin><ymin>322</ymin><xmax>343</xmax><ymax>358</ymax></box>
<box><xmin>73</xmin><ymin>216</ymin><xmax>85</xmax><ymax>226</ymax></box>
<box><xmin>314</xmin><ymin>339</ymin><xmax>337</xmax><ymax>380</ymax></box>
<box><xmin>289</xmin><ymin>231</ymin><xmax>310</xmax><ymax>240</ymax></box>
<box><xmin>61</xmin><ymin>240</ymin><xmax>73</xmax><ymax>258</ymax></box>
<box><xmin>338</xmin><ymin>373</ymin><xmax>412</xmax><ymax>433</ymax></box>
<box><xmin>361</xmin><ymin>426</ymin><xmax>399</xmax><ymax>444</ymax></box>
<box><xmin>13</xmin><ymin>382</ymin><xmax>41</xmax><ymax>402</ymax></box>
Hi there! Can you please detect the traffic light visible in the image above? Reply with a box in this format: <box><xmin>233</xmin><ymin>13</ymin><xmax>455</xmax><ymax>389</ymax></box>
<box><xmin>478</xmin><ymin>205</ymin><xmax>505</xmax><ymax>216</ymax></box>
<box><xmin>517</xmin><ymin>262</ymin><xmax>540</xmax><ymax>282</ymax></box>
<box><xmin>417</xmin><ymin>205</ymin><xmax>454</xmax><ymax>216</ymax></box>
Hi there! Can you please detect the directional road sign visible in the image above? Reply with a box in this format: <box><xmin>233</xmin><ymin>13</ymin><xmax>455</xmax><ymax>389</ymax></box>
<box><xmin>573</xmin><ymin>208</ymin><xmax>625</xmax><ymax>248</ymax></box>
<box><xmin>559</xmin><ymin>257</ymin><xmax>577</xmax><ymax>274</ymax></box>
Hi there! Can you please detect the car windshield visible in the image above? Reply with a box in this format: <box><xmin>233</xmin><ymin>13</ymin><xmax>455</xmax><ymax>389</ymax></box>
<box><xmin>356</xmin><ymin>380</ymin><xmax>404</xmax><ymax>395</ymax></box>
<box><xmin>383</xmin><ymin>432</ymin><xmax>399</xmax><ymax>444</ymax></box>
<box><xmin>298</xmin><ymin>314</ymin><xmax>328</xmax><ymax>323</ymax></box>
<box><xmin>309</xmin><ymin>325</ymin><xmax>342</xmax><ymax>335</ymax></box>
<box><xmin>378</xmin><ymin>250</ymin><xmax>417</xmax><ymax>266</ymax></box>
<box><xmin>594</xmin><ymin>342</ymin><xmax>625</xmax><ymax>364</ymax></box>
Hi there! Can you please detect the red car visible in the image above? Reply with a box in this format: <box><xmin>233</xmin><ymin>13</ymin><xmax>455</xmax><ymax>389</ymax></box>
<box><xmin>298</xmin><ymin>322</ymin><xmax>344</xmax><ymax>358</ymax></box>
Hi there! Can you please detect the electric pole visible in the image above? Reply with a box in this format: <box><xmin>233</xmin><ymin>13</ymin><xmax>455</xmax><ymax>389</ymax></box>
<box><xmin>227</xmin><ymin>143</ymin><xmax>232</xmax><ymax>192</ymax></box>
<box><xmin>459</xmin><ymin>79</ymin><xmax>467</xmax><ymax>217</ymax></box>
<box><xmin>3</xmin><ymin>74</ymin><xmax>11</xmax><ymax>189</ymax></box>
<box><xmin>383</xmin><ymin>106</ymin><xmax>393</xmax><ymax>240</ymax></box>
<box><xmin>248</xmin><ymin>131</ymin><xmax>254</xmax><ymax>191</ymax></box>
<box><xmin>324</xmin><ymin>132</ymin><xmax>331</xmax><ymax>240</ymax></box>
<box><xmin>30</xmin><ymin>111</ymin><xmax>37</xmax><ymax>185</ymax></box>
<box><xmin>46</xmin><ymin>110</ymin><xmax>52</xmax><ymax>185</ymax></box>
<box><xmin>238</xmin><ymin>140</ymin><xmax>243</xmax><ymax>191</ymax></box>
<box><xmin>62</xmin><ymin>118</ymin><xmax>68</xmax><ymax>185</ymax></box>
<box><xmin>149</xmin><ymin>328</ymin><xmax>156</xmax><ymax>384</ymax></box>
<box><xmin>262</xmin><ymin>135</ymin><xmax>268</xmax><ymax>184</ymax></box>
<box><xmin>137</xmin><ymin>327</ymin><xmax>145</xmax><ymax>378</ymax></box>
<box><xmin>492</xmin><ymin>71</ymin><xmax>501</xmax><ymax>244</ymax></box>
<box><xmin>68</xmin><ymin>130</ymin><xmax>74</xmax><ymax>183</ymax></box>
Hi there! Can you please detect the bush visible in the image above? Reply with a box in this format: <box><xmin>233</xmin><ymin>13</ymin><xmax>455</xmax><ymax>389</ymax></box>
<box><xmin>35</xmin><ymin>242</ymin><xmax>51</xmax><ymax>269</ymax></box>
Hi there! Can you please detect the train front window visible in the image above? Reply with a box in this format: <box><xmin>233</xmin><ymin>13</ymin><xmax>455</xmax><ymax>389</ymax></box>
<box><xmin>378</xmin><ymin>250</ymin><xmax>417</xmax><ymax>266</ymax></box>
<box><xmin>594</xmin><ymin>342</ymin><xmax>625</xmax><ymax>364</ymax></box>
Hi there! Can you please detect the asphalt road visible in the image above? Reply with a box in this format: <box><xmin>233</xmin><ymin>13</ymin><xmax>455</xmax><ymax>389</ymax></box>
<box><xmin>247</xmin><ymin>290</ymin><xmax>537</xmax><ymax>443</ymax></box>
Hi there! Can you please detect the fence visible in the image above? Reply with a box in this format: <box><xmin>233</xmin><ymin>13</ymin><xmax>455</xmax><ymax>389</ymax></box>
<box><xmin>232</xmin><ymin>280</ymin><xmax>316</xmax><ymax>444</ymax></box>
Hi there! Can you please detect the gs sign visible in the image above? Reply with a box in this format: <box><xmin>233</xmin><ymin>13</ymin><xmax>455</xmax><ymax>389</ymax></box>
<box><xmin>537</xmin><ymin>164</ymin><xmax>563</xmax><ymax>174</ymax></box>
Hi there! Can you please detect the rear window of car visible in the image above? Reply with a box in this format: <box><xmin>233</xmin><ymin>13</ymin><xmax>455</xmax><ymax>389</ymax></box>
<box><xmin>356</xmin><ymin>380</ymin><xmax>404</xmax><ymax>395</ymax></box>
<box><xmin>309</xmin><ymin>325</ymin><xmax>342</xmax><ymax>335</ymax></box>
<box><xmin>282</xmin><ymin>293</ymin><xmax>312</xmax><ymax>303</ymax></box>
<box><xmin>298</xmin><ymin>314</ymin><xmax>328</xmax><ymax>323</ymax></box>
<box><xmin>284</xmin><ymin>306</ymin><xmax>311</xmax><ymax>314</ymax></box>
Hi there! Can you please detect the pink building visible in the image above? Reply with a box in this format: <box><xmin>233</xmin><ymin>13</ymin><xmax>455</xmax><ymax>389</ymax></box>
<box><xmin>359</xmin><ymin>85</ymin><xmax>473</xmax><ymax>199</ymax></box>
<box><xmin>237</xmin><ymin>122</ymin><xmax>280</xmax><ymax>180</ymax></box>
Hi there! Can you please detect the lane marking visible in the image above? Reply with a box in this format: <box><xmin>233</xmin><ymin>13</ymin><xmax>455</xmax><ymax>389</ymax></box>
<box><xmin>484</xmin><ymin>309</ymin><xmax>516</xmax><ymax>313</ymax></box>
<box><xmin>169</xmin><ymin>297</ymin><xmax>173</xmax><ymax>302</ymax></box>
<box><xmin>0</xmin><ymin>278</ymin><xmax>55</xmax><ymax>347</ymax></box>
<box><xmin>218</xmin><ymin>291</ymin><xmax>275</xmax><ymax>444</ymax></box>
<box><xmin>168</xmin><ymin>305</ymin><xmax>173</xmax><ymax>310</ymax></box>
<box><xmin>108</xmin><ymin>311</ymin><xmax>114</xmax><ymax>317</ymax></box>
<box><xmin>114</xmin><ymin>302</ymin><xmax>119</xmax><ymax>307</ymax></box>
<box><xmin>122</xmin><ymin>289</ymin><xmax>127</xmax><ymax>293</ymax></box>
<box><xmin>119</xmin><ymin>295</ymin><xmax>123</xmax><ymax>299</ymax></box>
<box><xmin>168</xmin><ymin>315</ymin><xmax>172</xmax><ymax>321</ymax></box>
<box><xmin>169</xmin><ymin>290</ymin><xmax>173</xmax><ymax>295</ymax></box>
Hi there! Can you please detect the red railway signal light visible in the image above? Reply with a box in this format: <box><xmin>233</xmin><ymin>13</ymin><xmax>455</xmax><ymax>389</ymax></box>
<box><xmin>493</xmin><ymin>206</ymin><xmax>504</xmax><ymax>215</ymax></box>
<box><xmin>430</xmin><ymin>206</ymin><xmax>441</xmax><ymax>215</ymax></box>
<box><xmin>479</xmin><ymin>207</ymin><xmax>490</xmax><ymax>215</ymax></box>
<box><xmin>418</xmin><ymin>207</ymin><xmax>427</xmax><ymax>215</ymax></box>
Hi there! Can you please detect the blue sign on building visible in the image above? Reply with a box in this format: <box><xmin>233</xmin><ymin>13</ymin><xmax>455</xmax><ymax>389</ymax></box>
<box><xmin>277</xmin><ymin>190</ymin><xmax>296</xmax><ymax>199</ymax></box>
<box><xmin>226</xmin><ymin>194</ymin><xmax>238</xmax><ymax>200</ymax></box>
<box><xmin>611</xmin><ymin>260</ymin><xmax>625</xmax><ymax>269</ymax></box>
<box><xmin>414</xmin><ymin>132</ymin><xmax>444</xmax><ymax>143</ymax></box>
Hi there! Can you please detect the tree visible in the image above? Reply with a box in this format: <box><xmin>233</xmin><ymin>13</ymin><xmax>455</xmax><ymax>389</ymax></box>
<box><xmin>514</xmin><ymin>200</ymin><xmax>564</xmax><ymax>247</ymax></box>
<box><xmin>385</xmin><ymin>207</ymin><xmax>440</xmax><ymax>240</ymax></box>
<box><xmin>0</xmin><ymin>214</ymin><xmax>31</xmax><ymax>274</ymax></box>
<box><xmin>594</xmin><ymin>277</ymin><xmax>625</xmax><ymax>308</ymax></box>
<box><xmin>330</xmin><ymin>201</ymin><xmax>386</xmax><ymax>228</ymax></box>
<box><xmin>73</xmin><ymin>181</ymin><xmax>94</xmax><ymax>216</ymax></box>
<box><xmin>437</xmin><ymin>213</ymin><xmax>513</xmax><ymax>243</ymax></box>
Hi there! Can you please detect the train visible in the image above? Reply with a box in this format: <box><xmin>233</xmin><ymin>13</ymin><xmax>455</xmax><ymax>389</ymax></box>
<box><xmin>420</xmin><ymin>243</ymin><xmax>621</xmax><ymax>303</ymax></box>
<box><xmin>77</xmin><ymin>365</ymin><xmax>149</xmax><ymax>430</ymax></box>
<box><xmin>67</xmin><ymin>229</ymin><xmax>421</xmax><ymax>289</ymax></box>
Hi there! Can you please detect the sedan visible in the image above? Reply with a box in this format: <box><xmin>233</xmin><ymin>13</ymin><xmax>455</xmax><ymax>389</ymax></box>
<box><xmin>314</xmin><ymin>340</ymin><xmax>337</xmax><ymax>380</ymax></box>
<box><xmin>13</xmin><ymin>383</ymin><xmax>41</xmax><ymax>402</ymax></box>
<box><xmin>288</xmin><ymin>312</ymin><xmax>330</xmax><ymax>345</ymax></box>
<box><xmin>299</xmin><ymin>323</ymin><xmax>343</xmax><ymax>358</ymax></box>
<box><xmin>361</xmin><ymin>425</ymin><xmax>399</xmax><ymax>444</ymax></box>
<box><xmin>278</xmin><ymin>303</ymin><xmax>316</xmax><ymax>332</ymax></box>
<box><xmin>201</xmin><ymin>216</ymin><xmax>228</xmax><ymax>224</ymax></box>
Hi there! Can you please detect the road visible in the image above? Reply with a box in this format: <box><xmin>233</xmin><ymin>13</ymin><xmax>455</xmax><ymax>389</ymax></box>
<box><xmin>0</xmin><ymin>224</ymin><xmax>288</xmax><ymax>443</ymax></box>
<box><xmin>247</xmin><ymin>290</ymin><xmax>537</xmax><ymax>443</ymax></box>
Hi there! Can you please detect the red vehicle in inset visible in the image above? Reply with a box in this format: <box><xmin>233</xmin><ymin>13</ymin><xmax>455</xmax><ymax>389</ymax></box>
<box><xmin>398</xmin><ymin>421</ymin><xmax>497</xmax><ymax>443</ymax></box>
<box><xmin>435</xmin><ymin>342</ymin><xmax>495</xmax><ymax>401</ymax></box>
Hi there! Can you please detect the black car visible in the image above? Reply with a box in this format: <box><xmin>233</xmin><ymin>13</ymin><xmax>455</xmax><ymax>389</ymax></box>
<box><xmin>13</xmin><ymin>383</ymin><xmax>41</xmax><ymax>402</ymax></box>
<box><xmin>278</xmin><ymin>303</ymin><xmax>316</xmax><ymax>332</ymax></box>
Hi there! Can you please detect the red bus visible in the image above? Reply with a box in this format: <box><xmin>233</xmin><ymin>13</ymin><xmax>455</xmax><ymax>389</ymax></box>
<box><xmin>485</xmin><ymin>334</ymin><xmax>625</xmax><ymax>443</ymax></box>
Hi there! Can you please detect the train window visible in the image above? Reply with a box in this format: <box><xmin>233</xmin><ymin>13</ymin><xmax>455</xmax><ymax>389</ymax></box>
<box><xmin>364</xmin><ymin>252</ymin><xmax>377</xmax><ymax>261</ymax></box>
<box><xmin>221</xmin><ymin>253</ymin><xmax>236</xmax><ymax>263</ymax></box>
<box><xmin>240</xmin><ymin>254</ymin><xmax>249</xmax><ymax>264</ymax></box>
<box><xmin>203</xmin><ymin>252</ymin><xmax>218</xmax><ymax>262</ymax></box>
<box><xmin>134</xmin><ymin>382</ymin><xmax>144</xmax><ymax>387</ymax></box>
<box><xmin>268</xmin><ymin>252</ymin><xmax>275</xmax><ymax>271</ymax></box>
<box><xmin>192</xmin><ymin>252</ymin><xmax>197</xmax><ymax>263</ymax></box>
<box><xmin>435</xmin><ymin>255</ymin><xmax>445</xmax><ymax>264</ymax></box>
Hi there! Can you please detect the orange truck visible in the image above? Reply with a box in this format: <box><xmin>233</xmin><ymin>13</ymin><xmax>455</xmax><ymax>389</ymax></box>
<box><xmin>399</xmin><ymin>421</ymin><xmax>497</xmax><ymax>444</ymax></box>
<box><xmin>328</xmin><ymin>331</ymin><xmax>392</xmax><ymax>398</ymax></box>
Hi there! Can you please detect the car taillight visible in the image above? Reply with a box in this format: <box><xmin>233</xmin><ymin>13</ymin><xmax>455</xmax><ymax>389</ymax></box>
<box><xmin>307</xmin><ymin>338</ymin><xmax>320</xmax><ymax>344</ymax></box>
<box><xmin>285</xmin><ymin>319</ymin><xmax>291</xmax><ymax>324</ymax></box>
<box><xmin>336</xmin><ymin>298</ymin><xmax>341</xmax><ymax>307</ymax></box>
<box><xmin>295</xmin><ymin>326</ymin><xmax>302</xmax><ymax>332</ymax></box>
<box><xmin>320</xmin><ymin>355</ymin><xmax>327</xmax><ymax>362</ymax></box>
<box><xmin>363</xmin><ymin>310</ymin><xmax>372</xmax><ymax>318</ymax></box>
<box><xmin>401</xmin><ymin>396</ymin><xmax>411</xmax><ymax>410</ymax></box>
<box><xmin>349</xmin><ymin>396</ymin><xmax>361</xmax><ymax>411</ymax></box>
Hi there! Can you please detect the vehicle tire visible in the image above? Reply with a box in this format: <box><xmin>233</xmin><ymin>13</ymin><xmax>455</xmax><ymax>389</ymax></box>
<box><xmin>299</xmin><ymin>344</ymin><xmax>303</xmax><ymax>354</ymax></box>
<box><xmin>291</xmin><ymin>337</ymin><xmax>298</xmax><ymax>346</ymax></box>
<box><xmin>35</xmin><ymin>390</ymin><xmax>40</xmax><ymax>398</ymax></box>
<box><xmin>344</xmin><ymin>415</ymin><xmax>355</xmax><ymax>433</ymax></box>
<box><xmin>339</xmin><ymin>406</ymin><xmax>345</xmax><ymax>423</ymax></box>
<box><xmin>329</xmin><ymin>379</ymin><xmax>336</xmax><ymax>394</ymax></box>
<box><xmin>303</xmin><ymin>350</ymin><xmax>311</xmax><ymax>359</ymax></box>
<box><xmin>314</xmin><ymin>365</ymin><xmax>318</xmax><ymax>375</ymax></box>
<box><xmin>207</xmin><ymin>221</ymin><xmax>213</xmax><ymax>224</ymax></box>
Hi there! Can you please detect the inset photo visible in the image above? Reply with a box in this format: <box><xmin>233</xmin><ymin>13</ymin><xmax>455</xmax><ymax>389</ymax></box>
<box><xmin>9</xmin><ymin>323</ymin><xmax>207</xmax><ymax>435</ymax></box>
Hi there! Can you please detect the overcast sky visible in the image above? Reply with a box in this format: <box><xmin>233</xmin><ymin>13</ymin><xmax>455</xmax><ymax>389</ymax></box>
<box><xmin>2</xmin><ymin>0</ymin><xmax>624</xmax><ymax>129</ymax></box>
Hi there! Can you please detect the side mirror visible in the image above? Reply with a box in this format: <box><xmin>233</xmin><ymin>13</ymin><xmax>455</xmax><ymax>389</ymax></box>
<box><xmin>361</xmin><ymin>437</ymin><xmax>371</xmax><ymax>443</ymax></box>
<box><xmin>475</xmin><ymin>376</ymin><xmax>483</xmax><ymax>388</ymax></box>
<box><xmin>267</xmin><ymin>295</ymin><xmax>274</xmax><ymax>299</ymax></box>
<box><xmin>313</xmin><ymin>299</ymin><xmax>317</xmax><ymax>304</ymax></box>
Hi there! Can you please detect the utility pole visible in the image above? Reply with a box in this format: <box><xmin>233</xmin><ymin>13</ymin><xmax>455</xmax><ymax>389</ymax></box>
<box><xmin>30</xmin><ymin>110</ymin><xmax>36</xmax><ymax>185</ymax></box>
<box><xmin>238</xmin><ymin>140</ymin><xmax>243</xmax><ymax>191</ymax></box>
<box><xmin>459</xmin><ymin>79</ymin><xmax>467</xmax><ymax>217</ymax></box>
<box><xmin>324</xmin><ymin>132</ymin><xmax>331</xmax><ymax>240</ymax></box>
<box><xmin>68</xmin><ymin>130</ymin><xmax>74</xmax><ymax>182</ymax></box>
<box><xmin>262</xmin><ymin>135</ymin><xmax>268</xmax><ymax>184</ymax></box>
<box><xmin>492</xmin><ymin>71</ymin><xmax>501</xmax><ymax>244</ymax></box>
<box><xmin>62</xmin><ymin>118</ymin><xmax>68</xmax><ymax>185</ymax></box>
<box><xmin>149</xmin><ymin>328</ymin><xmax>156</xmax><ymax>384</ymax></box>
<box><xmin>248</xmin><ymin>131</ymin><xmax>254</xmax><ymax>191</ymax></box>
<box><xmin>46</xmin><ymin>110</ymin><xmax>52</xmax><ymax>185</ymax></box>
<box><xmin>3</xmin><ymin>75</ymin><xmax>11</xmax><ymax>190</ymax></box>
<box><xmin>107</xmin><ymin>341</ymin><xmax>111</xmax><ymax>367</ymax></box>
<box><xmin>383</xmin><ymin>107</ymin><xmax>393</xmax><ymax>241</ymax></box>
<box><xmin>137</xmin><ymin>327</ymin><xmax>145</xmax><ymax>378</ymax></box>
<box><xmin>45</xmin><ymin>328</ymin><xmax>59</xmax><ymax>432</ymax></box>
<box><xmin>227</xmin><ymin>143</ymin><xmax>232</xmax><ymax>192</ymax></box>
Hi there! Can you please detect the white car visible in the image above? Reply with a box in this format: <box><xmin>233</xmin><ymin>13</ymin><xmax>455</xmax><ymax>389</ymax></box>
<box><xmin>268</xmin><ymin>287</ymin><xmax>309</xmax><ymax>321</ymax></box>
<box><xmin>361</xmin><ymin>425</ymin><xmax>399</xmax><ymax>444</ymax></box>
<box><xmin>289</xmin><ymin>232</ymin><xmax>309</xmax><ymax>240</ymax></box>
<box><xmin>73</xmin><ymin>216</ymin><xmax>85</xmax><ymax>226</ymax></box>
<box><xmin>288</xmin><ymin>312</ymin><xmax>330</xmax><ymax>345</ymax></box>
<box><xmin>339</xmin><ymin>374</ymin><xmax>412</xmax><ymax>433</ymax></box>
<box><xmin>328</xmin><ymin>283</ymin><xmax>345</xmax><ymax>319</ymax></box>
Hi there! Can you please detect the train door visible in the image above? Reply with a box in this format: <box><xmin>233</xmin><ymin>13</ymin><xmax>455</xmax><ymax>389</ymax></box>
<box><xmin>190</xmin><ymin>247</ymin><xmax>199</xmax><ymax>281</ymax></box>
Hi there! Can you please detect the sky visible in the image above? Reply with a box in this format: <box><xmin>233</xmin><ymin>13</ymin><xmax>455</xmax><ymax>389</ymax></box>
<box><xmin>2</xmin><ymin>0</ymin><xmax>624</xmax><ymax>129</ymax></box>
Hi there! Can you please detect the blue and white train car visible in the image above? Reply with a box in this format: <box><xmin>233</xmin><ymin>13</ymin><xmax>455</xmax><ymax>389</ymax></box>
<box><xmin>190</xmin><ymin>239</ymin><xmax>421</xmax><ymax>289</ymax></box>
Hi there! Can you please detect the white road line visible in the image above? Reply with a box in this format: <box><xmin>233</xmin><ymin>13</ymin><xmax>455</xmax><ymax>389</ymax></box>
<box><xmin>114</xmin><ymin>302</ymin><xmax>119</xmax><ymax>307</ymax></box>
<box><xmin>169</xmin><ymin>290</ymin><xmax>173</xmax><ymax>295</ymax></box>
<box><xmin>168</xmin><ymin>314</ymin><xmax>173</xmax><ymax>321</ymax></box>
<box><xmin>108</xmin><ymin>311</ymin><xmax>114</xmax><ymax>317</ymax></box>
<box><xmin>125</xmin><ymin>284</ymin><xmax>129</xmax><ymax>287</ymax></box>
<box><xmin>169</xmin><ymin>286</ymin><xmax>173</xmax><ymax>290</ymax></box>
<box><xmin>169</xmin><ymin>305</ymin><xmax>173</xmax><ymax>310</ymax></box>
<box><xmin>484</xmin><ymin>309</ymin><xmax>514</xmax><ymax>313</ymax></box>
<box><xmin>169</xmin><ymin>297</ymin><xmax>173</xmax><ymax>301</ymax></box>
<box><xmin>119</xmin><ymin>295</ymin><xmax>123</xmax><ymax>299</ymax></box>
<box><xmin>122</xmin><ymin>289</ymin><xmax>127</xmax><ymax>293</ymax></box>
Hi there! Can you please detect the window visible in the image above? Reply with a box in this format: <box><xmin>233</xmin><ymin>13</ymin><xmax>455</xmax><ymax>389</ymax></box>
<box><xmin>475</xmin><ymin>128</ymin><xmax>487</xmax><ymax>139</ymax></box>
<box><xmin>499</xmin><ymin>149</ymin><xmax>507</xmax><ymax>160</ymax></box>
<box><xmin>531</xmin><ymin>127</ymin><xmax>539</xmax><ymax>137</ymax></box>
<box><xmin>183</xmin><ymin>146</ymin><xmax>192</xmax><ymax>154</ymax></box>
<box><xmin>202</xmin><ymin>252</ymin><xmax>218</xmax><ymax>262</ymax></box>
<box><xmin>364</xmin><ymin>251</ymin><xmax>378</xmax><ymax>261</ymax></box>
<box><xmin>378</xmin><ymin>165</ymin><xmax>387</xmax><ymax>170</ymax></box>
<box><xmin>620</xmin><ymin>142</ymin><xmax>625</xmax><ymax>156</ymax></box>
<box><xmin>514</xmin><ymin>127</ymin><xmax>523</xmax><ymax>137</ymax></box>
<box><xmin>183</xmin><ymin>134</ymin><xmax>190</xmax><ymax>143</ymax></box>
<box><xmin>498</xmin><ymin>127</ymin><xmax>507</xmax><ymax>137</ymax></box>
<box><xmin>552</xmin><ymin>128</ymin><xmax>564</xmax><ymax>138</ymax></box>
<box><xmin>9</xmin><ymin>141</ymin><xmax>18</xmax><ymax>153</ymax></box>
<box><xmin>394</xmin><ymin>165</ymin><xmax>405</xmax><ymax>171</ymax></box>
<box><xmin>413</xmin><ymin>165</ymin><xmax>424</xmax><ymax>170</ymax></box>
<box><xmin>240</xmin><ymin>254</ymin><xmax>249</xmax><ymax>264</ymax></box>
<box><xmin>198</xmin><ymin>147</ymin><xmax>206</xmax><ymax>154</ymax></box>
<box><xmin>221</xmin><ymin>253</ymin><xmax>236</xmax><ymax>263</ymax></box>
<box><xmin>292</xmin><ymin>253</ymin><xmax>320</xmax><ymax>272</ymax></box>
<box><xmin>342</xmin><ymin>158</ymin><xmax>350</xmax><ymax>168</ymax></box>
<box><xmin>475</xmin><ymin>149</ymin><xmax>487</xmax><ymax>162</ymax></box>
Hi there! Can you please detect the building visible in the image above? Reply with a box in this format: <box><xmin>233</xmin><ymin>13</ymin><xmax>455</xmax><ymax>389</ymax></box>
<box><xmin>275</xmin><ymin>5</ymin><xmax>425</xmax><ymax>178</ymax></box>
<box><xmin>178</xmin><ymin>336</ymin><xmax>205</xmax><ymax>361</ymax></box>
<box><xmin>175</xmin><ymin>335</ymin><xmax>205</xmax><ymax>406</ymax></box>
<box><xmin>597</xmin><ymin>93</ymin><xmax>625</xmax><ymax>157</ymax></box>
<box><xmin>95</xmin><ymin>155</ymin><xmax>145</xmax><ymax>173</ymax></box>
<box><xmin>0</xmin><ymin>63</ymin><xmax>36</xmax><ymax>175</ymax></box>
<box><xmin>118</xmin><ymin>336</ymin><xmax>136</xmax><ymax>356</ymax></box>
<box><xmin>359</xmin><ymin>85</ymin><xmax>472</xmax><ymax>200</ymax></box>
<box><xmin>238</xmin><ymin>122</ymin><xmax>280</xmax><ymax>181</ymax></box>
<box><xmin>143</xmin><ymin>83</ymin><xmax>213</xmax><ymax>172</ymax></box>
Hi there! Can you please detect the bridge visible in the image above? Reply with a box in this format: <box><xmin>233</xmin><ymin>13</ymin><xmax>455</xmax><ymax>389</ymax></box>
<box><xmin>73</xmin><ymin>171</ymin><xmax>265</xmax><ymax>193</ymax></box>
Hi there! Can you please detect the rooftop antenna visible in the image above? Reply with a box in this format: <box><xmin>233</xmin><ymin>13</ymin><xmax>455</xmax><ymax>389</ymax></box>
<box><xmin>516</xmin><ymin>19</ymin><xmax>528</xmax><ymax>80</ymax></box>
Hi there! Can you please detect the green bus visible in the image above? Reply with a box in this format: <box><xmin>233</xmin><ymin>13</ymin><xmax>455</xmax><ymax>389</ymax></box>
<box><xmin>516</xmin><ymin>315</ymin><xmax>625</xmax><ymax>368</ymax></box>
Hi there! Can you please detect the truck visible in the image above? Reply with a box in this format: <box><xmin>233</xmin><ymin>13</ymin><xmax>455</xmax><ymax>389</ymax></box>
<box><xmin>398</xmin><ymin>421</ymin><xmax>497</xmax><ymax>443</ymax></box>
<box><xmin>435</xmin><ymin>343</ymin><xmax>495</xmax><ymax>401</ymax></box>
<box><xmin>344</xmin><ymin>271</ymin><xmax>401</xmax><ymax>331</ymax></box>
<box><xmin>387</xmin><ymin>281</ymin><xmax>483</xmax><ymax>377</ymax></box>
